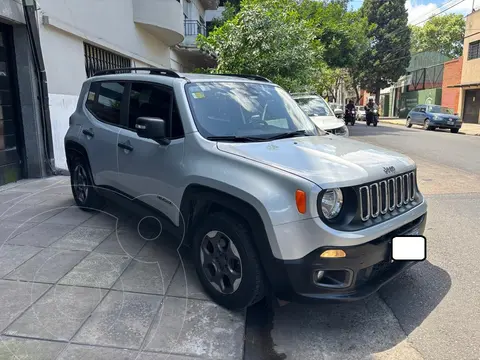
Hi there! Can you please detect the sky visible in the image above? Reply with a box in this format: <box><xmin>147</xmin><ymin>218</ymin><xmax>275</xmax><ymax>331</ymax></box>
<box><xmin>349</xmin><ymin>0</ymin><xmax>479</xmax><ymax>25</ymax></box>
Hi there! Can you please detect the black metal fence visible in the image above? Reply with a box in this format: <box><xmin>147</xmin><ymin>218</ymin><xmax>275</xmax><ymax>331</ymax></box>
<box><xmin>84</xmin><ymin>42</ymin><xmax>131</xmax><ymax>78</ymax></box>
<box><xmin>408</xmin><ymin>63</ymin><xmax>444</xmax><ymax>91</ymax></box>
<box><xmin>184</xmin><ymin>20</ymin><xmax>206</xmax><ymax>37</ymax></box>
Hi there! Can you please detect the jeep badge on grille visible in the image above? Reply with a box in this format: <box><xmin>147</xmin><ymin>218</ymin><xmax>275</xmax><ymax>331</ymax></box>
<box><xmin>383</xmin><ymin>166</ymin><xmax>396</xmax><ymax>175</ymax></box>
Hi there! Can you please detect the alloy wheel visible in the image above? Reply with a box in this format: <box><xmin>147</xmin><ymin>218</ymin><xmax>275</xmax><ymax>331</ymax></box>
<box><xmin>73</xmin><ymin>164</ymin><xmax>89</xmax><ymax>204</ymax></box>
<box><xmin>200</xmin><ymin>230</ymin><xmax>243</xmax><ymax>294</ymax></box>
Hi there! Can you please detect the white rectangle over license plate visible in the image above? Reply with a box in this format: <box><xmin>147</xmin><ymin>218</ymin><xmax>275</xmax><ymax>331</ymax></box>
<box><xmin>391</xmin><ymin>235</ymin><xmax>426</xmax><ymax>261</ymax></box>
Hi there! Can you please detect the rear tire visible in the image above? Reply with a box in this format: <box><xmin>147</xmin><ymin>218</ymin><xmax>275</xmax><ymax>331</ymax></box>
<box><xmin>70</xmin><ymin>155</ymin><xmax>104</xmax><ymax>211</ymax></box>
<box><xmin>192</xmin><ymin>212</ymin><xmax>265</xmax><ymax>310</ymax></box>
<box><xmin>406</xmin><ymin>117</ymin><xmax>412</xmax><ymax>128</ymax></box>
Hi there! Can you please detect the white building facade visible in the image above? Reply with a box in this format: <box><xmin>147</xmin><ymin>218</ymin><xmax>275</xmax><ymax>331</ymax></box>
<box><xmin>36</xmin><ymin>0</ymin><xmax>218</xmax><ymax>171</ymax></box>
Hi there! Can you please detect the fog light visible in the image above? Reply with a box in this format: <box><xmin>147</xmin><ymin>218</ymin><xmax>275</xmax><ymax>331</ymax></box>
<box><xmin>320</xmin><ymin>249</ymin><xmax>346</xmax><ymax>258</ymax></box>
<box><xmin>314</xmin><ymin>270</ymin><xmax>325</xmax><ymax>281</ymax></box>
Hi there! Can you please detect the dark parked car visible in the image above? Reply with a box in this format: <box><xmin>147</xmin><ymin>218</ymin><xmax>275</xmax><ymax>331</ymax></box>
<box><xmin>406</xmin><ymin>104</ymin><xmax>462</xmax><ymax>133</ymax></box>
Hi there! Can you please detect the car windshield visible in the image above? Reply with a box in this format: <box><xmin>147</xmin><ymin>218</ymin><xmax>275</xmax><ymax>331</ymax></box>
<box><xmin>294</xmin><ymin>97</ymin><xmax>334</xmax><ymax>117</ymax></box>
<box><xmin>185</xmin><ymin>82</ymin><xmax>323</xmax><ymax>139</ymax></box>
<box><xmin>427</xmin><ymin>105</ymin><xmax>453</xmax><ymax>114</ymax></box>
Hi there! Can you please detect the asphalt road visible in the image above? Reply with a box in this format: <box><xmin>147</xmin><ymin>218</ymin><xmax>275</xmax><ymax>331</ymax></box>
<box><xmin>245</xmin><ymin>122</ymin><xmax>480</xmax><ymax>360</ymax></box>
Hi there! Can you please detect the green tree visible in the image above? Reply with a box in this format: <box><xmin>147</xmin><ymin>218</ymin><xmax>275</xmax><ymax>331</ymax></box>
<box><xmin>359</xmin><ymin>0</ymin><xmax>411</xmax><ymax>103</ymax></box>
<box><xmin>197</xmin><ymin>0</ymin><xmax>318</xmax><ymax>92</ymax></box>
<box><xmin>410</xmin><ymin>14</ymin><xmax>465</xmax><ymax>58</ymax></box>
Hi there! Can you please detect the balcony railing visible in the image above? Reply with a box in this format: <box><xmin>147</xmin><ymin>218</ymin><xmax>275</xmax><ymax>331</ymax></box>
<box><xmin>184</xmin><ymin>19</ymin><xmax>207</xmax><ymax>37</ymax></box>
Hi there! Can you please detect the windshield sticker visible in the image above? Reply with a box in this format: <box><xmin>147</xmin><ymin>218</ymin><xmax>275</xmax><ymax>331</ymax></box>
<box><xmin>192</xmin><ymin>92</ymin><xmax>205</xmax><ymax>99</ymax></box>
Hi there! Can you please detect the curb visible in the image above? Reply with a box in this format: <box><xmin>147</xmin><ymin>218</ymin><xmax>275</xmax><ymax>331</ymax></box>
<box><xmin>379</xmin><ymin>120</ymin><xmax>480</xmax><ymax>137</ymax></box>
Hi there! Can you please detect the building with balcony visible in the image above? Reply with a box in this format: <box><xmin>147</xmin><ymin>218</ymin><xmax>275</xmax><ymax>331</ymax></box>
<box><xmin>448</xmin><ymin>9</ymin><xmax>480</xmax><ymax>124</ymax></box>
<box><xmin>29</xmin><ymin>0</ymin><xmax>221</xmax><ymax>172</ymax></box>
<box><xmin>171</xmin><ymin>0</ymin><xmax>220</xmax><ymax>71</ymax></box>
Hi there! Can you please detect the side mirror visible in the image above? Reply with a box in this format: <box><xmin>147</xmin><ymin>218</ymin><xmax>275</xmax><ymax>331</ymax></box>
<box><xmin>135</xmin><ymin>117</ymin><xmax>170</xmax><ymax>145</ymax></box>
<box><xmin>333</xmin><ymin>109</ymin><xmax>343</xmax><ymax>117</ymax></box>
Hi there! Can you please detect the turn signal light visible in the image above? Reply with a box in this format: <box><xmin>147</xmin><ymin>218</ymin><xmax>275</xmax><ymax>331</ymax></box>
<box><xmin>295</xmin><ymin>190</ymin><xmax>307</xmax><ymax>214</ymax></box>
<box><xmin>320</xmin><ymin>249</ymin><xmax>346</xmax><ymax>258</ymax></box>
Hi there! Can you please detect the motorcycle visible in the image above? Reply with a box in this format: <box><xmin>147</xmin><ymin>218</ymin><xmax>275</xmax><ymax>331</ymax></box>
<box><xmin>344</xmin><ymin>108</ymin><xmax>356</xmax><ymax>126</ymax></box>
<box><xmin>365</xmin><ymin>108</ymin><xmax>378</xmax><ymax>127</ymax></box>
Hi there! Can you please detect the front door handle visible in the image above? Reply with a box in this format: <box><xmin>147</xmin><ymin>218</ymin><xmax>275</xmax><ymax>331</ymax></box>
<box><xmin>118</xmin><ymin>142</ymin><xmax>134</xmax><ymax>152</ymax></box>
<box><xmin>82</xmin><ymin>129</ymin><xmax>94</xmax><ymax>137</ymax></box>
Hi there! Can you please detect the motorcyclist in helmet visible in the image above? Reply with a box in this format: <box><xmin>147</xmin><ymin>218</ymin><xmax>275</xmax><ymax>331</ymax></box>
<box><xmin>364</xmin><ymin>98</ymin><xmax>378</xmax><ymax>123</ymax></box>
<box><xmin>346</xmin><ymin>100</ymin><xmax>355</xmax><ymax>112</ymax></box>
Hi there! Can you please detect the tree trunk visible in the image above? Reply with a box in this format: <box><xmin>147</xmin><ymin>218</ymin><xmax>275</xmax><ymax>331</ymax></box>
<box><xmin>374</xmin><ymin>87</ymin><xmax>380</xmax><ymax>104</ymax></box>
<box><xmin>354</xmin><ymin>87</ymin><xmax>360</xmax><ymax>104</ymax></box>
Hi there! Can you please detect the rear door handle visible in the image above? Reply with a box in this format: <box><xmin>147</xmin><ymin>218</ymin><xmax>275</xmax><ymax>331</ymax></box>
<box><xmin>82</xmin><ymin>129</ymin><xmax>94</xmax><ymax>137</ymax></box>
<box><xmin>118</xmin><ymin>142</ymin><xmax>134</xmax><ymax>152</ymax></box>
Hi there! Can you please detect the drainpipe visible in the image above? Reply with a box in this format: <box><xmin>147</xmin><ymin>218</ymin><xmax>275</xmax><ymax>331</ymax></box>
<box><xmin>22</xmin><ymin>0</ymin><xmax>56</xmax><ymax>176</ymax></box>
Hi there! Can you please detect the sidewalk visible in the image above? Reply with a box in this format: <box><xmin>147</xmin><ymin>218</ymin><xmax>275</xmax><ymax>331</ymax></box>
<box><xmin>379</xmin><ymin>117</ymin><xmax>480</xmax><ymax>136</ymax></box>
<box><xmin>0</xmin><ymin>177</ymin><xmax>244</xmax><ymax>360</ymax></box>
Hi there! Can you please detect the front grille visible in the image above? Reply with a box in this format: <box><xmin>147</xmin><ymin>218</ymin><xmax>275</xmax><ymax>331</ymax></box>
<box><xmin>359</xmin><ymin>172</ymin><xmax>416</xmax><ymax>221</ymax></box>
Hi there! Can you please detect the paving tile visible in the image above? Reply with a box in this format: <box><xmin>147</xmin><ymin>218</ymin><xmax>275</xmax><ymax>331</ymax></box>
<box><xmin>0</xmin><ymin>280</ymin><xmax>51</xmax><ymax>332</ymax></box>
<box><xmin>144</xmin><ymin>297</ymin><xmax>245</xmax><ymax>359</ymax></box>
<box><xmin>5</xmin><ymin>285</ymin><xmax>106</xmax><ymax>341</ymax></box>
<box><xmin>44</xmin><ymin>206</ymin><xmax>94</xmax><ymax>226</ymax></box>
<box><xmin>81</xmin><ymin>211</ymin><xmax>120</xmax><ymax>230</ymax></box>
<box><xmin>94</xmin><ymin>229</ymin><xmax>147</xmax><ymax>257</ymax></box>
<box><xmin>4</xmin><ymin>248</ymin><xmax>89</xmax><ymax>283</ymax></box>
<box><xmin>51</xmin><ymin>227</ymin><xmax>113</xmax><ymax>251</ymax></box>
<box><xmin>136</xmin><ymin>236</ymin><xmax>181</xmax><ymax>260</ymax></box>
<box><xmin>0</xmin><ymin>336</ymin><xmax>65</xmax><ymax>360</ymax></box>
<box><xmin>8</xmin><ymin>223</ymin><xmax>77</xmax><ymax>248</ymax></box>
<box><xmin>58</xmin><ymin>252</ymin><xmax>132</xmax><ymax>288</ymax></box>
<box><xmin>57</xmin><ymin>344</ymin><xmax>199</xmax><ymax>360</ymax></box>
<box><xmin>166</xmin><ymin>262</ymin><xmax>209</xmax><ymax>301</ymax></box>
<box><xmin>57</xmin><ymin>344</ymin><xmax>136</xmax><ymax>360</ymax></box>
<box><xmin>0</xmin><ymin>203</ymin><xmax>66</xmax><ymax>223</ymax></box>
<box><xmin>0</xmin><ymin>245</ymin><xmax>43</xmax><ymax>278</ymax></box>
<box><xmin>112</xmin><ymin>255</ymin><xmax>179</xmax><ymax>295</ymax></box>
<box><xmin>0</xmin><ymin>191</ymin><xmax>32</xmax><ymax>204</ymax></box>
<box><xmin>0</xmin><ymin>221</ymin><xmax>38</xmax><ymax>246</ymax></box>
<box><xmin>73</xmin><ymin>290</ymin><xmax>162</xmax><ymax>349</ymax></box>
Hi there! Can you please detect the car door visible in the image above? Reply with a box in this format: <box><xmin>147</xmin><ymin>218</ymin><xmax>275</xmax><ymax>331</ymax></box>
<box><xmin>416</xmin><ymin>106</ymin><xmax>427</xmax><ymax>124</ymax></box>
<box><xmin>116</xmin><ymin>81</ymin><xmax>186</xmax><ymax>224</ymax></box>
<box><xmin>82</xmin><ymin>80</ymin><xmax>128</xmax><ymax>190</ymax></box>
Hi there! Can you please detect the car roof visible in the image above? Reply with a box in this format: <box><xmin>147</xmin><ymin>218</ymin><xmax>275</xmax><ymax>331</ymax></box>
<box><xmin>85</xmin><ymin>70</ymin><xmax>275</xmax><ymax>86</ymax></box>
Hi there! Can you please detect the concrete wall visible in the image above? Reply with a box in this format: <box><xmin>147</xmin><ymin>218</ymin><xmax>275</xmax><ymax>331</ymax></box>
<box><xmin>205</xmin><ymin>6</ymin><xmax>225</xmax><ymax>22</ymax></box>
<box><xmin>442</xmin><ymin>57</ymin><xmax>463</xmax><ymax>113</ymax></box>
<box><xmin>461</xmin><ymin>10</ymin><xmax>480</xmax><ymax>84</ymax></box>
<box><xmin>0</xmin><ymin>0</ymin><xmax>24</xmax><ymax>24</ymax></box>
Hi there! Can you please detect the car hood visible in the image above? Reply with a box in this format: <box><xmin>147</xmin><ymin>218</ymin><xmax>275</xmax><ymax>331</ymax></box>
<box><xmin>309</xmin><ymin>115</ymin><xmax>345</xmax><ymax>130</ymax></box>
<box><xmin>428</xmin><ymin>112</ymin><xmax>461</xmax><ymax>120</ymax></box>
<box><xmin>217</xmin><ymin>135</ymin><xmax>416</xmax><ymax>188</ymax></box>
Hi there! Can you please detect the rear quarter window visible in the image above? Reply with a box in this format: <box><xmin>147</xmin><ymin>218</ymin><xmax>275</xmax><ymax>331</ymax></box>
<box><xmin>85</xmin><ymin>81</ymin><xmax>126</xmax><ymax>126</ymax></box>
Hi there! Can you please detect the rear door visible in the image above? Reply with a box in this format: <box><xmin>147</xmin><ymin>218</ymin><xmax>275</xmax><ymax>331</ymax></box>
<box><xmin>82</xmin><ymin>80</ymin><xmax>127</xmax><ymax>189</ymax></box>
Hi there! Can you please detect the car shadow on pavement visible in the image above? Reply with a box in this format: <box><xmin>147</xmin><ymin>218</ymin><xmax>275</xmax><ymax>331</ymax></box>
<box><xmin>244</xmin><ymin>260</ymin><xmax>451</xmax><ymax>360</ymax></box>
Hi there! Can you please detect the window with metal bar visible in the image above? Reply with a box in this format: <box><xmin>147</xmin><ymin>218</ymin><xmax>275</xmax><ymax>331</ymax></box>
<box><xmin>84</xmin><ymin>43</ymin><xmax>131</xmax><ymax>78</ymax></box>
<box><xmin>468</xmin><ymin>40</ymin><xmax>480</xmax><ymax>61</ymax></box>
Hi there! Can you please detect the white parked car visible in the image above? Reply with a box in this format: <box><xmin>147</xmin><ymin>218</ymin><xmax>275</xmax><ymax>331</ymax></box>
<box><xmin>292</xmin><ymin>94</ymin><xmax>349</xmax><ymax>137</ymax></box>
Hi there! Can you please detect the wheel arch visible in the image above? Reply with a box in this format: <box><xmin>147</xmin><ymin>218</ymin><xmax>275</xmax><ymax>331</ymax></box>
<box><xmin>180</xmin><ymin>183</ymin><xmax>284</xmax><ymax>290</ymax></box>
<box><xmin>65</xmin><ymin>140</ymin><xmax>90</xmax><ymax>174</ymax></box>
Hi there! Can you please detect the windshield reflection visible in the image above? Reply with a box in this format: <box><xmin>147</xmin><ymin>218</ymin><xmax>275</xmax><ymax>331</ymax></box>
<box><xmin>185</xmin><ymin>82</ymin><xmax>322</xmax><ymax>140</ymax></box>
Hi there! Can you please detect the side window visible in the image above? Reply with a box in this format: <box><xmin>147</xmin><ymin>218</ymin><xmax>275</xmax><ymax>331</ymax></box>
<box><xmin>85</xmin><ymin>81</ymin><xmax>126</xmax><ymax>126</ymax></box>
<box><xmin>128</xmin><ymin>82</ymin><xmax>184</xmax><ymax>139</ymax></box>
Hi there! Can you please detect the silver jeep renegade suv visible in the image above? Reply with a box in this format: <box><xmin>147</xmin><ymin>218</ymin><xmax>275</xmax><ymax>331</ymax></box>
<box><xmin>64</xmin><ymin>68</ymin><xmax>427</xmax><ymax>310</ymax></box>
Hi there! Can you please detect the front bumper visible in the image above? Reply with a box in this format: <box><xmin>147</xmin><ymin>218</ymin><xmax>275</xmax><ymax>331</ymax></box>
<box><xmin>269</xmin><ymin>213</ymin><xmax>427</xmax><ymax>303</ymax></box>
<box><xmin>430</xmin><ymin>120</ymin><xmax>462</xmax><ymax>129</ymax></box>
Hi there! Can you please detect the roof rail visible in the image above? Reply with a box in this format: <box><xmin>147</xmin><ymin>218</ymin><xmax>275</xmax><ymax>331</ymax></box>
<box><xmin>290</xmin><ymin>92</ymin><xmax>318</xmax><ymax>96</ymax></box>
<box><xmin>92</xmin><ymin>67</ymin><xmax>181</xmax><ymax>78</ymax></box>
<box><xmin>216</xmin><ymin>73</ymin><xmax>272</xmax><ymax>83</ymax></box>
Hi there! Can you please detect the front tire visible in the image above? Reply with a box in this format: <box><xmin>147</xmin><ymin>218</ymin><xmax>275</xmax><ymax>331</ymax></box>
<box><xmin>70</xmin><ymin>156</ymin><xmax>104</xmax><ymax>211</ymax></box>
<box><xmin>451</xmin><ymin>128</ymin><xmax>459</xmax><ymax>133</ymax></box>
<box><xmin>424</xmin><ymin>119</ymin><xmax>434</xmax><ymax>131</ymax></box>
<box><xmin>192</xmin><ymin>212</ymin><xmax>265</xmax><ymax>310</ymax></box>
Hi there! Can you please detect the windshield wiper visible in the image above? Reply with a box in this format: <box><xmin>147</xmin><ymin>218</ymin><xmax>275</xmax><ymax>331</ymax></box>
<box><xmin>206</xmin><ymin>135</ymin><xmax>267</xmax><ymax>142</ymax></box>
<box><xmin>262</xmin><ymin>130</ymin><xmax>307</xmax><ymax>140</ymax></box>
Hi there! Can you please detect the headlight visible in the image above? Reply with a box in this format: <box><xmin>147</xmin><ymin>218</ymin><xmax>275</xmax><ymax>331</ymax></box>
<box><xmin>321</xmin><ymin>188</ymin><xmax>343</xmax><ymax>219</ymax></box>
<box><xmin>432</xmin><ymin>115</ymin><xmax>440</xmax><ymax>120</ymax></box>
<box><xmin>333</xmin><ymin>125</ymin><xmax>349</xmax><ymax>137</ymax></box>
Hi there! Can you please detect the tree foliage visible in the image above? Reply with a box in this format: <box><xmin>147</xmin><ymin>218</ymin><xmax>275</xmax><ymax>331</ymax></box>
<box><xmin>410</xmin><ymin>14</ymin><xmax>465</xmax><ymax>58</ymax></box>
<box><xmin>358</xmin><ymin>0</ymin><xmax>411</xmax><ymax>102</ymax></box>
<box><xmin>197</xmin><ymin>0</ymin><xmax>318</xmax><ymax>91</ymax></box>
